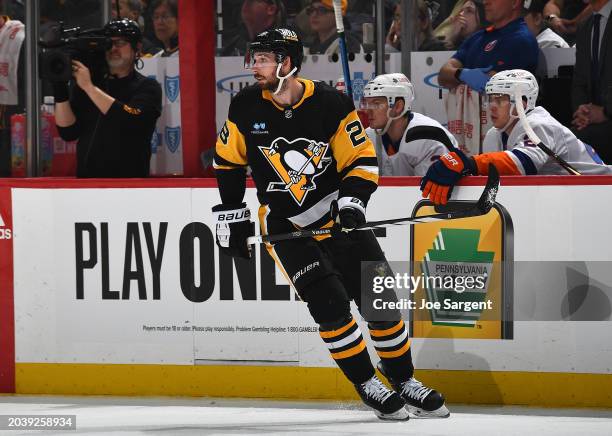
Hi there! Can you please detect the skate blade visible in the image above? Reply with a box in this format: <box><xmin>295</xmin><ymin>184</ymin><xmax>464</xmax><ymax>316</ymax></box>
<box><xmin>407</xmin><ymin>404</ymin><xmax>450</xmax><ymax>418</ymax></box>
<box><xmin>374</xmin><ymin>407</ymin><xmax>410</xmax><ymax>421</ymax></box>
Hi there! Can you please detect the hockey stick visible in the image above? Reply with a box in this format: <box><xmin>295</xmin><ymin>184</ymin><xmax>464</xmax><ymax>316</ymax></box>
<box><xmin>247</xmin><ymin>165</ymin><xmax>499</xmax><ymax>245</ymax></box>
<box><xmin>333</xmin><ymin>0</ymin><xmax>353</xmax><ymax>98</ymax></box>
<box><xmin>514</xmin><ymin>90</ymin><xmax>581</xmax><ymax>176</ymax></box>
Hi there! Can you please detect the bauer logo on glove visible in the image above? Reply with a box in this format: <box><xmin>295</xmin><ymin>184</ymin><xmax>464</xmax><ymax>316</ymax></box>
<box><xmin>212</xmin><ymin>203</ymin><xmax>255</xmax><ymax>259</ymax></box>
<box><xmin>216</xmin><ymin>209</ymin><xmax>251</xmax><ymax>222</ymax></box>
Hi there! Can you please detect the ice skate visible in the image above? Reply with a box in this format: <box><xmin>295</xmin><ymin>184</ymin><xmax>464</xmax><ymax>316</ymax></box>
<box><xmin>354</xmin><ymin>375</ymin><xmax>409</xmax><ymax>421</ymax></box>
<box><xmin>378</xmin><ymin>362</ymin><xmax>450</xmax><ymax>418</ymax></box>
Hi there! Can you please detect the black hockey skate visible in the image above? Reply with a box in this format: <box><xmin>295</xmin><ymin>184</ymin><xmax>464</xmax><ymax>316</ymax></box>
<box><xmin>354</xmin><ymin>375</ymin><xmax>409</xmax><ymax>421</ymax></box>
<box><xmin>377</xmin><ymin>362</ymin><xmax>450</xmax><ymax>418</ymax></box>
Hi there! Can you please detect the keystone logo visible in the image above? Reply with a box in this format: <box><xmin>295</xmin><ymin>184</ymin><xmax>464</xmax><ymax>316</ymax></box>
<box><xmin>422</xmin><ymin>228</ymin><xmax>493</xmax><ymax>327</ymax></box>
<box><xmin>0</xmin><ymin>211</ymin><xmax>11</xmax><ymax>239</ymax></box>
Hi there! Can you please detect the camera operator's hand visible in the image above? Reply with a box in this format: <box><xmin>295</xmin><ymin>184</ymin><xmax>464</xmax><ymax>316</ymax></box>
<box><xmin>72</xmin><ymin>60</ymin><xmax>94</xmax><ymax>93</ymax></box>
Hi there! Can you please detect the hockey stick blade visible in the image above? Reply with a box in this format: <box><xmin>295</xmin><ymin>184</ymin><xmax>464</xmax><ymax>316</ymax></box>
<box><xmin>246</xmin><ymin>165</ymin><xmax>499</xmax><ymax>245</ymax></box>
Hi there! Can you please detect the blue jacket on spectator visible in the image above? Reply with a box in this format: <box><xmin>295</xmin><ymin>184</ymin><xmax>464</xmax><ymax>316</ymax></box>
<box><xmin>452</xmin><ymin>17</ymin><xmax>539</xmax><ymax>73</ymax></box>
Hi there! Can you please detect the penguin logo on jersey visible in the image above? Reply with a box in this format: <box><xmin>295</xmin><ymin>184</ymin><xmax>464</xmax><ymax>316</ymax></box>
<box><xmin>259</xmin><ymin>137</ymin><xmax>332</xmax><ymax>205</ymax></box>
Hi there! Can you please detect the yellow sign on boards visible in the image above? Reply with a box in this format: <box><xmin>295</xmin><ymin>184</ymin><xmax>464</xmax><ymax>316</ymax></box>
<box><xmin>410</xmin><ymin>200</ymin><xmax>513</xmax><ymax>340</ymax></box>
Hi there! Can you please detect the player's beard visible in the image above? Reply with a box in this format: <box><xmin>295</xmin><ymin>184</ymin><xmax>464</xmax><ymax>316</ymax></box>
<box><xmin>256</xmin><ymin>75</ymin><xmax>287</xmax><ymax>93</ymax></box>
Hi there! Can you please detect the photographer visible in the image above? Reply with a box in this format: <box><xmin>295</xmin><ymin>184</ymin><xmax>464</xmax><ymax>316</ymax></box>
<box><xmin>54</xmin><ymin>19</ymin><xmax>162</xmax><ymax>178</ymax></box>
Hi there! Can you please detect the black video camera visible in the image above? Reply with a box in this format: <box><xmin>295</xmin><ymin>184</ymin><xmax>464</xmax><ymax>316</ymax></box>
<box><xmin>39</xmin><ymin>23</ymin><xmax>111</xmax><ymax>82</ymax></box>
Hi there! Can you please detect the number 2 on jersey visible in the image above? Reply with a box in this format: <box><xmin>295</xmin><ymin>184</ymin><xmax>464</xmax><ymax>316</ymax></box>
<box><xmin>346</xmin><ymin>120</ymin><xmax>366</xmax><ymax>147</ymax></box>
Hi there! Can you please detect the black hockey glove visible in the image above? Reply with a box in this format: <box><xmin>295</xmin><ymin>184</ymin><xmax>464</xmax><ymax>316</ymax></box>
<box><xmin>212</xmin><ymin>202</ymin><xmax>255</xmax><ymax>259</ymax></box>
<box><xmin>330</xmin><ymin>197</ymin><xmax>366</xmax><ymax>231</ymax></box>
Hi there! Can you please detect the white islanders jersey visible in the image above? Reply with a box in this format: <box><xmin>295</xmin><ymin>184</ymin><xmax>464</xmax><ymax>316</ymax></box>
<box><xmin>366</xmin><ymin>112</ymin><xmax>457</xmax><ymax>176</ymax></box>
<box><xmin>482</xmin><ymin>106</ymin><xmax>612</xmax><ymax>175</ymax></box>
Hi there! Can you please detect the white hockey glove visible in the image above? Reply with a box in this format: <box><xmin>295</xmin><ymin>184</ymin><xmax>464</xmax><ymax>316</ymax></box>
<box><xmin>330</xmin><ymin>197</ymin><xmax>366</xmax><ymax>231</ymax></box>
<box><xmin>212</xmin><ymin>202</ymin><xmax>254</xmax><ymax>259</ymax></box>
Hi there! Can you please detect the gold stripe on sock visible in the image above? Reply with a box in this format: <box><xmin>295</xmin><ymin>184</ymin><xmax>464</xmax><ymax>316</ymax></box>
<box><xmin>320</xmin><ymin>318</ymin><xmax>356</xmax><ymax>339</ymax></box>
<box><xmin>369</xmin><ymin>320</ymin><xmax>404</xmax><ymax>338</ymax></box>
<box><xmin>330</xmin><ymin>340</ymin><xmax>367</xmax><ymax>360</ymax></box>
<box><xmin>376</xmin><ymin>339</ymin><xmax>411</xmax><ymax>358</ymax></box>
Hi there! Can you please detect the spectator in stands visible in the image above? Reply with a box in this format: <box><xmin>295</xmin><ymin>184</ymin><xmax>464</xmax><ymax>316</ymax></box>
<box><xmin>543</xmin><ymin>0</ymin><xmax>592</xmax><ymax>44</ymax></box>
<box><xmin>305</xmin><ymin>0</ymin><xmax>363</xmax><ymax>54</ymax></box>
<box><xmin>221</xmin><ymin>0</ymin><xmax>286</xmax><ymax>56</ymax></box>
<box><xmin>386</xmin><ymin>0</ymin><xmax>446</xmax><ymax>52</ymax></box>
<box><xmin>525</xmin><ymin>0</ymin><xmax>570</xmax><ymax>47</ymax></box>
<box><xmin>362</xmin><ymin>73</ymin><xmax>457</xmax><ymax>176</ymax></box>
<box><xmin>444</xmin><ymin>0</ymin><xmax>489</xmax><ymax>49</ymax></box>
<box><xmin>112</xmin><ymin>0</ymin><xmax>161</xmax><ymax>56</ymax></box>
<box><xmin>438</xmin><ymin>0</ymin><xmax>539</xmax><ymax>92</ymax></box>
<box><xmin>150</xmin><ymin>0</ymin><xmax>179</xmax><ymax>57</ymax></box>
<box><xmin>571</xmin><ymin>0</ymin><xmax>612</xmax><ymax>163</ymax></box>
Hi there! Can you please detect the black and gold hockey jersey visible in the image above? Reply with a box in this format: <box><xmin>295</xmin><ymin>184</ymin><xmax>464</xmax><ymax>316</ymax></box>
<box><xmin>215</xmin><ymin>79</ymin><xmax>379</xmax><ymax>229</ymax></box>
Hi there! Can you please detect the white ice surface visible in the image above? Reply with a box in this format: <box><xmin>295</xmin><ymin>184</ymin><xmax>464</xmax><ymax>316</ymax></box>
<box><xmin>0</xmin><ymin>396</ymin><xmax>611</xmax><ymax>436</ymax></box>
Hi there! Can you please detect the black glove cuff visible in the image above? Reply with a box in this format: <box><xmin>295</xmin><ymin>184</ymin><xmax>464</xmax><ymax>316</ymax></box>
<box><xmin>212</xmin><ymin>202</ymin><xmax>247</xmax><ymax>212</ymax></box>
<box><xmin>53</xmin><ymin>82</ymin><xmax>70</xmax><ymax>103</ymax></box>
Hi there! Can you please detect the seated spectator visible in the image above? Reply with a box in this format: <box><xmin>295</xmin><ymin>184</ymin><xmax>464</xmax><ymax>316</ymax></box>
<box><xmin>221</xmin><ymin>0</ymin><xmax>286</xmax><ymax>56</ymax></box>
<box><xmin>362</xmin><ymin>73</ymin><xmax>457</xmax><ymax>176</ymax></box>
<box><xmin>571</xmin><ymin>0</ymin><xmax>612</xmax><ymax>163</ymax></box>
<box><xmin>151</xmin><ymin>0</ymin><xmax>179</xmax><ymax>57</ymax></box>
<box><xmin>305</xmin><ymin>0</ymin><xmax>362</xmax><ymax>54</ymax></box>
<box><xmin>387</xmin><ymin>0</ymin><xmax>446</xmax><ymax>52</ymax></box>
<box><xmin>421</xmin><ymin>70</ymin><xmax>612</xmax><ymax>205</ymax></box>
<box><xmin>525</xmin><ymin>0</ymin><xmax>570</xmax><ymax>47</ymax></box>
<box><xmin>444</xmin><ymin>0</ymin><xmax>488</xmax><ymax>49</ymax></box>
<box><xmin>112</xmin><ymin>0</ymin><xmax>162</xmax><ymax>56</ymax></box>
<box><xmin>438</xmin><ymin>0</ymin><xmax>539</xmax><ymax>92</ymax></box>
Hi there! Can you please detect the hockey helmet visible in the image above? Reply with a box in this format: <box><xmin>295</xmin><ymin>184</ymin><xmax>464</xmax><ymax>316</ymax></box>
<box><xmin>485</xmin><ymin>69</ymin><xmax>539</xmax><ymax>111</ymax></box>
<box><xmin>104</xmin><ymin>19</ymin><xmax>142</xmax><ymax>48</ymax></box>
<box><xmin>362</xmin><ymin>73</ymin><xmax>415</xmax><ymax>116</ymax></box>
<box><xmin>246</xmin><ymin>28</ymin><xmax>304</xmax><ymax>72</ymax></box>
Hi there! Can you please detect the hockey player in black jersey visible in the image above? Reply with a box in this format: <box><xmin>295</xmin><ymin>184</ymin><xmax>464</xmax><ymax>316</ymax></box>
<box><xmin>212</xmin><ymin>28</ymin><xmax>449</xmax><ymax>420</ymax></box>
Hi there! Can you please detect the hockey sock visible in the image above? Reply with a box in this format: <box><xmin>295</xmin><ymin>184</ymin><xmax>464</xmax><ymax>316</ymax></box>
<box><xmin>320</xmin><ymin>316</ymin><xmax>375</xmax><ymax>384</ymax></box>
<box><xmin>369</xmin><ymin>320</ymin><xmax>414</xmax><ymax>382</ymax></box>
